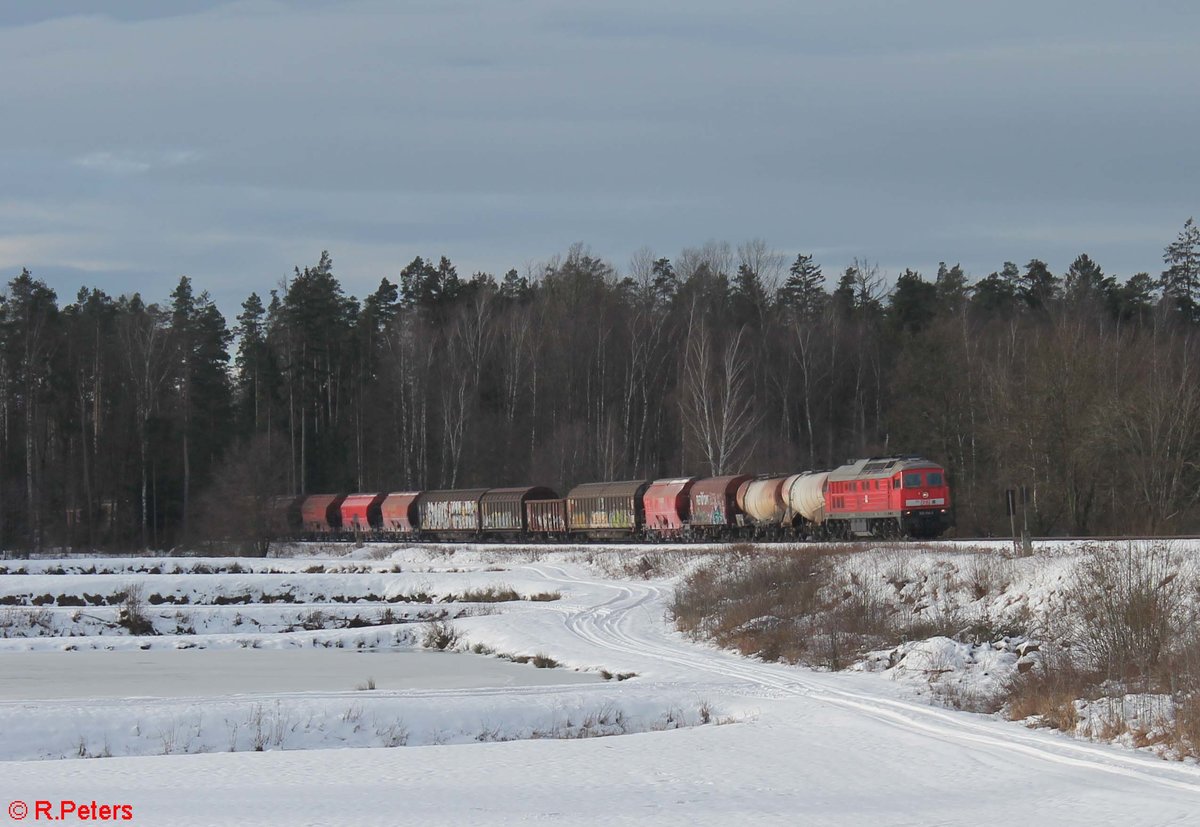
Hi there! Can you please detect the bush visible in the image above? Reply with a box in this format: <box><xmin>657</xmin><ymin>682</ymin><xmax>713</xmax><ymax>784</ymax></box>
<box><xmin>117</xmin><ymin>583</ymin><xmax>155</xmax><ymax>635</ymax></box>
<box><xmin>1065</xmin><ymin>542</ymin><xmax>1187</xmax><ymax>685</ymax></box>
<box><xmin>421</xmin><ymin>619</ymin><xmax>460</xmax><ymax>650</ymax></box>
<box><xmin>456</xmin><ymin>585</ymin><xmax>521</xmax><ymax>603</ymax></box>
<box><xmin>1004</xmin><ymin>650</ymin><xmax>1095</xmax><ymax>731</ymax></box>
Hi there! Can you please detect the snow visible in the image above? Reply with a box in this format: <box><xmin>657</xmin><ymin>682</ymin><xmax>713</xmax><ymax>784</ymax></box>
<box><xmin>0</xmin><ymin>650</ymin><xmax>600</xmax><ymax>699</ymax></box>
<box><xmin>2</xmin><ymin>541</ymin><xmax>1200</xmax><ymax>824</ymax></box>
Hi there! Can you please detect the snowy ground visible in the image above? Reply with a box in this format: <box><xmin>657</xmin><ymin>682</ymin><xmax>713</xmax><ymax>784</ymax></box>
<box><xmin>2</xmin><ymin>541</ymin><xmax>1200</xmax><ymax>825</ymax></box>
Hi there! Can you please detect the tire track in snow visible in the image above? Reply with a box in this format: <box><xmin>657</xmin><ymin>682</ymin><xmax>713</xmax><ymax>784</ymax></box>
<box><xmin>528</xmin><ymin>563</ymin><xmax>1200</xmax><ymax>796</ymax></box>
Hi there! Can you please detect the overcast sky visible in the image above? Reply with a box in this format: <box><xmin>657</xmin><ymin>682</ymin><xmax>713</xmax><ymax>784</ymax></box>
<box><xmin>2</xmin><ymin>0</ymin><xmax>1197</xmax><ymax>315</ymax></box>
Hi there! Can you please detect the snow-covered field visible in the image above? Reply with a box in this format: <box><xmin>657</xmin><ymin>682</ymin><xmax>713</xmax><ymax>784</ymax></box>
<box><xmin>3</xmin><ymin>541</ymin><xmax>1200</xmax><ymax>825</ymax></box>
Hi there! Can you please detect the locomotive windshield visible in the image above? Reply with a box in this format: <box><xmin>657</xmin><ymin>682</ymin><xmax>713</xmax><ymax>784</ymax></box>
<box><xmin>903</xmin><ymin>473</ymin><xmax>921</xmax><ymax>487</ymax></box>
<box><xmin>926</xmin><ymin>472</ymin><xmax>944</xmax><ymax>486</ymax></box>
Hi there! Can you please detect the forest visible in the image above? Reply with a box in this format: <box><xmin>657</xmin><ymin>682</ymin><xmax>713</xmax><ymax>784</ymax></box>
<box><xmin>2</xmin><ymin>218</ymin><xmax>1199</xmax><ymax>550</ymax></box>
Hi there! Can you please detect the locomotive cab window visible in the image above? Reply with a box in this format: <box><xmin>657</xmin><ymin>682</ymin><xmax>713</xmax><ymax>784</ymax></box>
<box><xmin>926</xmin><ymin>472</ymin><xmax>944</xmax><ymax>486</ymax></box>
<box><xmin>903</xmin><ymin>473</ymin><xmax>921</xmax><ymax>488</ymax></box>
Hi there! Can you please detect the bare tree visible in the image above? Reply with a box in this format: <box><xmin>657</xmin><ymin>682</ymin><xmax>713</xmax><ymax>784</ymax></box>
<box><xmin>737</xmin><ymin>238</ymin><xmax>786</xmax><ymax>297</ymax></box>
<box><xmin>1105</xmin><ymin>324</ymin><xmax>1200</xmax><ymax>532</ymax></box>
<box><xmin>117</xmin><ymin>300</ymin><xmax>173</xmax><ymax>549</ymax></box>
<box><xmin>681</xmin><ymin>303</ymin><xmax>760</xmax><ymax>475</ymax></box>
<box><xmin>439</xmin><ymin>291</ymin><xmax>495</xmax><ymax>485</ymax></box>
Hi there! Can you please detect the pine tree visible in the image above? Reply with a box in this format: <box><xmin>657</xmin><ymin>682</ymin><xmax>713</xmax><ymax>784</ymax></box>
<box><xmin>971</xmin><ymin>262</ymin><xmax>1019</xmax><ymax>317</ymax></box>
<box><xmin>934</xmin><ymin>262</ymin><xmax>969</xmax><ymax>310</ymax></box>
<box><xmin>1063</xmin><ymin>253</ymin><xmax>1113</xmax><ymax>305</ymax></box>
<box><xmin>236</xmin><ymin>293</ymin><xmax>272</xmax><ymax>433</ymax></box>
<box><xmin>778</xmin><ymin>253</ymin><xmax>825</xmax><ymax>318</ymax></box>
<box><xmin>731</xmin><ymin>263</ymin><xmax>768</xmax><ymax>328</ymax></box>
<box><xmin>1161</xmin><ymin>217</ymin><xmax>1200</xmax><ymax>320</ymax></box>
<box><xmin>650</xmin><ymin>257</ymin><xmax>677</xmax><ymax>306</ymax></box>
<box><xmin>500</xmin><ymin>268</ymin><xmax>530</xmax><ymax>301</ymax></box>
<box><xmin>1</xmin><ymin>271</ymin><xmax>60</xmax><ymax>548</ymax></box>
<box><xmin>169</xmin><ymin>277</ymin><xmax>233</xmax><ymax>539</ymax></box>
<box><xmin>889</xmin><ymin>269</ymin><xmax>938</xmax><ymax>335</ymax></box>
<box><xmin>1114</xmin><ymin>272</ymin><xmax>1157</xmax><ymax>323</ymax></box>
<box><xmin>1018</xmin><ymin>259</ymin><xmax>1059</xmax><ymax>310</ymax></box>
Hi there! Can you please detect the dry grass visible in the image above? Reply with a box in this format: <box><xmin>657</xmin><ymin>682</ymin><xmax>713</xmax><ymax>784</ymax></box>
<box><xmin>421</xmin><ymin>619</ymin><xmax>460</xmax><ymax>650</ymax></box>
<box><xmin>1065</xmin><ymin>542</ymin><xmax>1188</xmax><ymax>685</ymax></box>
<box><xmin>454</xmin><ymin>585</ymin><xmax>522</xmax><ymax>603</ymax></box>
<box><xmin>1005</xmin><ymin>654</ymin><xmax>1094</xmax><ymax>731</ymax></box>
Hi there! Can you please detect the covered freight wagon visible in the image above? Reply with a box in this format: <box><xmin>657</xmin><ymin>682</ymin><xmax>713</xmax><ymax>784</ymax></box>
<box><xmin>267</xmin><ymin>495</ymin><xmax>305</xmax><ymax>536</ymax></box>
<box><xmin>688</xmin><ymin>475</ymin><xmax>751</xmax><ymax>537</ymax></box>
<box><xmin>643</xmin><ymin>478</ymin><xmax>697</xmax><ymax>534</ymax></box>
<box><xmin>419</xmin><ymin>489</ymin><xmax>489</xmax><ymax>534</ymax></box>
<box><xmin>300</xmin><ymin>493</ymin><xmax>348</xmax><ymax>534</ymax></box>
<box><xmin>566</xmin><ymin>480</ymin><xmax>650</xmax><ymax>536</ymax></box>
<box><xmin>380</xmin><ymin>492</ymin><xmax>421</xmax><ymax>534</ymax></box>
<box><xmin>525</xmin><ymin>499</ymin><xmax>568</xmax><ymax>535</ymax></box>
<box><xmin>480</xmin><ymin>486</ymin><xmax>559</xmax><ymax>533</ymax></box>
<box><xmin>339</xmin><ymin>493</ymin><xmax>387</xmax><ymax>534</ymax></box>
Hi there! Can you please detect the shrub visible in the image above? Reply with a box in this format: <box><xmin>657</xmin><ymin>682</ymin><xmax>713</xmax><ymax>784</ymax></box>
<box><xmin>421</xmin><ymin>619</ymin><xmax>460</xmax><ymax>650</ymax></box>
<box><xmin>117</xmin><ymin>583</ymin><xmax>155</xmax><ymax>635</ymax></box>
<box><xmin>1005</xmin><ymin>649</ymin><xmax>1095</xmax><ymax>731</ymax></box>
<box><xmin>456</xmin><ymin>585</ymin><xmax>521</xmax><ymax>603</ymax></box>
<box><xmin>1065</xmin><ymin>542</ymin><xmax>1187</xmax><ymax>686</ymax></box>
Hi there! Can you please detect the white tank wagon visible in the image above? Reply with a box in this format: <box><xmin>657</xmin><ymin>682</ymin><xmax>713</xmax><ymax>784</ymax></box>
<box><xmin>784</xmin><ymin>471</ymin><xmax>830</xmax><ymax>530</ymax></box>
<box><xmin>735</xmin><ymin>476</ymin><xmax>790</xmax><ymax>526</ymax></box>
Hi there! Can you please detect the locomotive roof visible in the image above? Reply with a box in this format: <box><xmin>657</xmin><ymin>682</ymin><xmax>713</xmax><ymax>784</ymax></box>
<box><xmin>827</xmin><ymin>456</ymin><xmax>941</xmax><ymax>480</ymax></box>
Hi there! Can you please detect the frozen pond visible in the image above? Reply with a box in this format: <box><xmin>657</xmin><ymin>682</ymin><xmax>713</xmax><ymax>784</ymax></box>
<box><xmin>0</xmin><ymin>649</ymin><xmax>600</xmax><ymax>699</ymax></box>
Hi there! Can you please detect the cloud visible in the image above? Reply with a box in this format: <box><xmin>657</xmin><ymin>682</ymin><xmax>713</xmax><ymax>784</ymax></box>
<box><xmin>72</xmin><ymin>149</ymin><xmax>201</xmax><ymax>176</ymax></box>
<box><xmin>0</xmin><ymin>0</ymin><xmax>1194</xmax><ymax>315</ymax></box>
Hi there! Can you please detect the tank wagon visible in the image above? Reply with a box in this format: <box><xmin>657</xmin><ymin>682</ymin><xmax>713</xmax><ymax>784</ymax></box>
<box><xmin>278</xmin><ymin>456</ymin><xmax>952</xmax><ymax>544</ymax></box>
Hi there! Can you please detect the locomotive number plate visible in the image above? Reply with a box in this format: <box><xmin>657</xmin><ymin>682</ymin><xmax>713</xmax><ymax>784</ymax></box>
<box><xmin>904</xmin><ymin>498</ymin><xmax>945</xmax><ymax>506</ymax></box>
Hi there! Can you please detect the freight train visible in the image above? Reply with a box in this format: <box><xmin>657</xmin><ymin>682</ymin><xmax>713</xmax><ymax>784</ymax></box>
<box><xmin>271</xmin><ymin>456</ymin><xmax>953</xmax><ymax>542</ymax></box>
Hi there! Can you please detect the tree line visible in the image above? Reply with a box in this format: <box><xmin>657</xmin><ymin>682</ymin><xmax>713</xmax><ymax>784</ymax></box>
<box><xmin>3</xmin><ymin>219</ymin><xmax>1200</xmax><ymax>550</ymax></box>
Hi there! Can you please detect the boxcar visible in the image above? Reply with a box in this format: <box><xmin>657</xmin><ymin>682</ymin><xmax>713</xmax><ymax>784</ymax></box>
<box><xmin>688</xmin><ymin>475</ymin><xmax>751</xmax><ymax>538</ymax></box>
<box><xmin>526</xmin><ymin>498</ymin><xmax>568</xmax><ymax>536</ymax></box>
<box><xmin>300</xmin><ymin>493</ymin><xmax>348</xmax><ymax>535</ymax></box>
<box><xmin>267</xmin><ymin>495</ymin><xmax>305</xmax><ymax>537</ymax></box>
<box><xmin>340</xmin><ymin>493</ymin><xmax>387</xmax><ymax>534</ymax></box>
<box><xmin>419</xmin><ymin>488</ymin><xmax>489</xmax><ymax>536</ymax></box>
<box><xmin>481</xmin><ymin>486</ymin><xmax>559</xmax><ymax>534</ymax></box>
<box><xmin>566</xmin><ymin>480</ymin><xmax>650</xmax><ymax>537</ymax></box>
<box><xmin>643</xmin><ymin>478</ymin><xmax>697</xmax><ymax>536</ymax></box>
<box><xmin>380</xmin><ymin>492</ymin><xmax>421</xmax><ymax>534</ymax></box>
